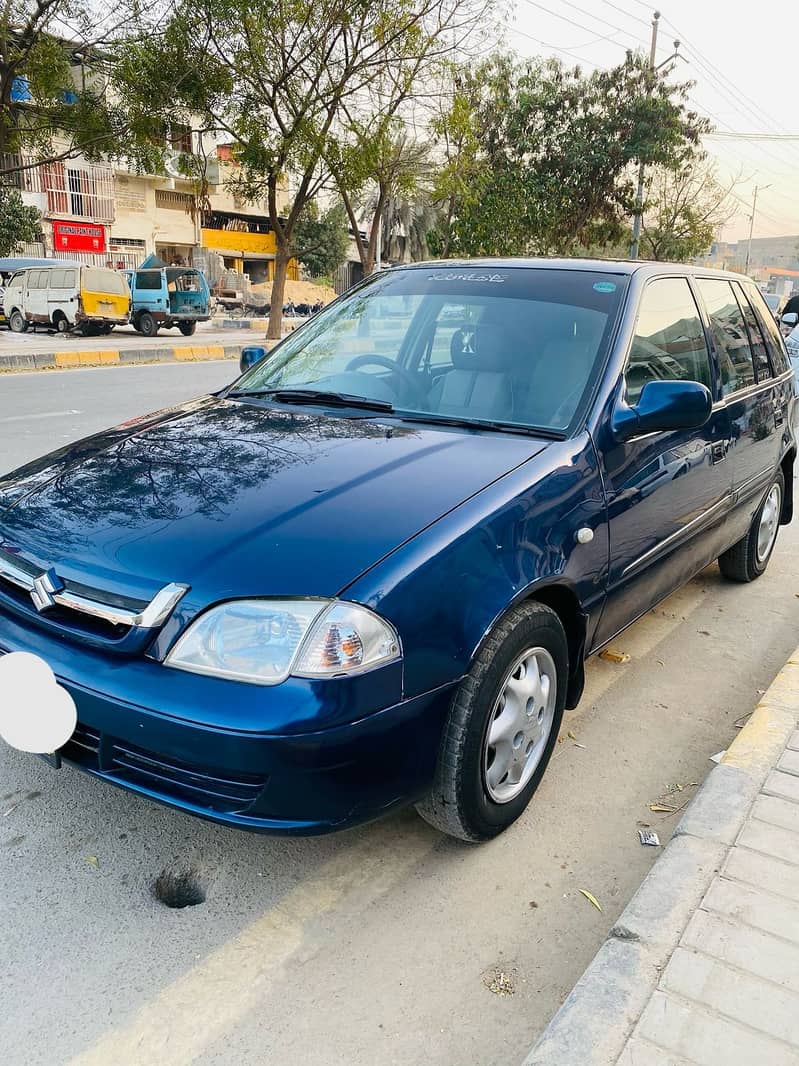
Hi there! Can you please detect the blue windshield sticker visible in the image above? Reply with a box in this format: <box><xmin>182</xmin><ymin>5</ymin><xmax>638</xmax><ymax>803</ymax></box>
<box><xmin>593</xmin><ymin>281</ymin><xmax>617</xmax><ymax>293</ymax></box>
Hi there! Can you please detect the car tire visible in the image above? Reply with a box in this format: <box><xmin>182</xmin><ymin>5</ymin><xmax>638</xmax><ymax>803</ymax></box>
<box><xmin>718</xmin><ymin>470</ymin><xmax>784</xmax><ymax>583</ymax></box>
<box><xmin>54</xmin><ymin>313</ymin><xmax>70</xmax><ymax>334</ymax></box>
<box><xmin>9</xmin><ymin>310</ymin><xmax>27</xmax><ymax>333</ymax></box>
<box><xmin>137</xmin><ymin>311</ymin><xmax>158</xmax><ymax>337</ymax></box>
<box><xmin>178</xmin><ymin>321</ymin><xmax>197</xmax><ymax>336</ymax></box>
<box><xmin>416</xmin><ymin>601</ymin><xmax>567</xmax><ymax>842</ymax></box>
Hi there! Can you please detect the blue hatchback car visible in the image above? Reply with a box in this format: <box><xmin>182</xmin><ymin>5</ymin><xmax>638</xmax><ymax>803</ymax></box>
<box><xmin>0</xmin><ymin>260</ymin><xmax>795</xmax><ymax>840</ymax></box>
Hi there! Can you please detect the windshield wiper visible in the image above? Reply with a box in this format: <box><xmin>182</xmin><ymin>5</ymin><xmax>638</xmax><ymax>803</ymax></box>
<box><xmin>392</xmin><ymin>412</ymin><xmax>565</xmax><ymax>440</ymax></box>
<box><xmin>227</xmin><ymin>388</ymin><xmax>394</xmax><ymax>413</ymax></box>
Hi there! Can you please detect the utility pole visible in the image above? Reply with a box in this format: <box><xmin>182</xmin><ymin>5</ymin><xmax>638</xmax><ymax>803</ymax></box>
<box><xmin>744</xmin><ymin>184</ymin><xmax>771</xmax><ymax>274</ymax></box>
<box><xmin>630</xmin><ymin>10</ymin><xmax>660</xmax><ymax>260</ymax></box>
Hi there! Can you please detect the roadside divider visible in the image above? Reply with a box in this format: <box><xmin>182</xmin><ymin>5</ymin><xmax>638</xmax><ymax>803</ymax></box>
<box><xmin>0</xmin><ymin>343</ymin><xmax>250</xmax><ymax>373</ymax></box>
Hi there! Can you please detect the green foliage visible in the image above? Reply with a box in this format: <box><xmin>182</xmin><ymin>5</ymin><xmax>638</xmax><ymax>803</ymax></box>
<box><xmin>0</xmin><ymin>185</ymin><xmax>40</xmax><ymax>255</ymax></box>
<box><xmin>294</xmin><ymin>203</ymin><xmax>350</xmax><ymax>278</ymax></box>
<box><xmin>0</xmin><ymin>0</ymin><xmax>184</xmax><ymax>176</ymax></box>
<box><xmin>431</xmin><ymin>52</ymin><xmax>710</xmax><ymax>258</ymax></box>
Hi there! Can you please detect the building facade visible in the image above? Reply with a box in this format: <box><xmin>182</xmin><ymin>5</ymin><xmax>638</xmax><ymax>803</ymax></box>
<box><xmin>5</xmin><ymin>136</ymin><xmax>298</xmax><ymax>283</ymax></box>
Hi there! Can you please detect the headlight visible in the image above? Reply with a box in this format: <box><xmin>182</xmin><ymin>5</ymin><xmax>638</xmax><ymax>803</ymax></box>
<box><xmin>165</xmin><ymin>599</ymin><xmax>400</xmax><ymax>685</ymax></box>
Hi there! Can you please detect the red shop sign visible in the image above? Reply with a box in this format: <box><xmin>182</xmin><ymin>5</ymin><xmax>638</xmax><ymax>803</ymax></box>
<box><xmin>52</xmin><ymin>220</ymin><xmax>107</xmax><ymax>254</ymax></box>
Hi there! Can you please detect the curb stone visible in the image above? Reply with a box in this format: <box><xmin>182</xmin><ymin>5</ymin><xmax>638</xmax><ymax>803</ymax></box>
<box><xmin>0</xmin><ymin>342</ymin><xmax>248</xmax><ymax>372</ymax></box>
<box><xmin>522</xmin><ymin>651</ymin><xmax>799</xmax><ymax>1066</ymax></box>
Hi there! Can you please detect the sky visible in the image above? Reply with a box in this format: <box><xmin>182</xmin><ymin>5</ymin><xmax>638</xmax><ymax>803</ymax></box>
<box><xmin>509</xmin><ymin>0</ymin><xmax>799</xmax><ymax>243</ymax></box>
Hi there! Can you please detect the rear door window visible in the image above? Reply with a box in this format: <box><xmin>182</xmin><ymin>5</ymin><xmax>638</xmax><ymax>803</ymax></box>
<box><xmin>744</xmin><ymin>282</ymin><xmax>790</xmax><ymax>375</ymax></box>
<box><xmin>48</xmin><ymin>269</ymin><xmax>66</xmax><ymax>289</ymax></box>
<box><xmin>626</xmin><ymin>277</ymin><xmax>712</xmax><ymax>404</ymax></box>
<box><xmin>695</xmin><ymin>279</ymin><xmax>755</xmax><ymax>396</ymax></box>
<box><xmin>732</xmin><ymin>282</ymin><xmax>771</xmax><ymax>381</ymax></box>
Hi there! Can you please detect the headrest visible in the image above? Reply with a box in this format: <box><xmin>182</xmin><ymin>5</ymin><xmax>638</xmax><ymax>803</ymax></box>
<box><xmin>450</xmin><ymin>324</ymin><xmax>519</xmax><ymax>371</ymax></box>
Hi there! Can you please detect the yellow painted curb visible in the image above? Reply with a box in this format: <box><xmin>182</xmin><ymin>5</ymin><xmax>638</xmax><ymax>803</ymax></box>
<box><xmin>172</xmin><ymin>345</ymin><xmax>225</xmax><ymax>361</ymax></box>
<box><xmin>55</xmin><ymin>350</ymin><xmax>120</xmax><ymax>367</ymax></box>
<box><xmin>723</xmin><ymin>652</ymin><xmax>799</xmax><ymax>777</ymax></box>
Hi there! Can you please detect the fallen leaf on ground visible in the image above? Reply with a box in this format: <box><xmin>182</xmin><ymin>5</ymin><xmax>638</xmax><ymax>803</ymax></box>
<box><xmin>85</xmin><ymin>855</ymin><xmax>99</xmax><ymax>870</ymax></box>
<box><xmin>2</xmin><ymin>804</ymin><xmax>19</xmax><ymax>818</ymax></box>
<box><xmin>579</xmin><ymin>888</ymin><xmax>603</xmax><ymax>912</ymax></box>
<box><xmin>599</xmin><ymin>649</ymin><xmax>630</xmax><ymax>664</ymax></box>
<box><xmin>648</xmin><ymin>803</ymin><xmax>678</xmax><ymax>813</ymax></box>
<box><xmin>567</xmin><ymin>729</ymin><xmax>577</xmax><ymax>740</ymax></box>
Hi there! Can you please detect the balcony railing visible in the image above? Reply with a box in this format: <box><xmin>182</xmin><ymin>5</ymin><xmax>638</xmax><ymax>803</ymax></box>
<box><xmin>1</xmin><ymin>154</ymin><xmax>114</xmax><ymax>222</ymax></box>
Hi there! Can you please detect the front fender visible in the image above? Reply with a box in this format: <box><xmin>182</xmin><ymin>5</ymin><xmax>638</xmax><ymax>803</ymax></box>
<box><xmin>343</xmin><ymin>433</ymin><xmax>609</xmax><ymax>699</ymax></box>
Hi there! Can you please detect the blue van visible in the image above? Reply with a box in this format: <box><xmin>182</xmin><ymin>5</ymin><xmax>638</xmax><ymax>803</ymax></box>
<box><xmin>122</xmin><ymin>255</ymin><xmax>210</xmax><ymax>337</ymax></box>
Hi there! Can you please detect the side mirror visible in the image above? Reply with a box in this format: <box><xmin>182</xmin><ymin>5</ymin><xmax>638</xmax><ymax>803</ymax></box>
<box><xmin>612</xmin><ymin>379</ymin><xmax>712</xmax><ymax>443</ymax></box>
<box><xmin>239</xmin><ymin>345</ymin><xmax>266</xmax><ymax>373</ymax></box>
<box><xmin>782</xmin><ymin>313</ymin><xmax>798</xmax><ymax>328</ymax></box>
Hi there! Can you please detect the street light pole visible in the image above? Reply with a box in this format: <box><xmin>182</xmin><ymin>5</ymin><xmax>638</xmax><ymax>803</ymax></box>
<box><xmin>630</xmin><ymin>10</ymin><xmax>660</xmax><ymax>260</ymax></box>
<box><xmin>744</xmin><ymin>184</ymin><xmax>771</xmax><ymax>274</ymax></box>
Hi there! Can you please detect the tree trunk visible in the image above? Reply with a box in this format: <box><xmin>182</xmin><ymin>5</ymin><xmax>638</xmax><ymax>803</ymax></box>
<box><xmin>363</xmin><ymin>186</ymin><xmax>387</xmax><ymax>277</ymax></box>
<box><xmin>267</xmin><ymin>244</ymin><xmax>290</xmax><ymax>340</ymax></box>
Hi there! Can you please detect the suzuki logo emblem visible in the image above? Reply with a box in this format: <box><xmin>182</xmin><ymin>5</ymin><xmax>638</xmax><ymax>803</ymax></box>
<box><xmin>30</xmin><ymin>569</ymin><xmax>64</xmax><ymax>613</ymax></box>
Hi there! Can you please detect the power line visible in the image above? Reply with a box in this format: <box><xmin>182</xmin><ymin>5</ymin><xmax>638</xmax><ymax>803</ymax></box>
<box><xmin>517</xmin><ymin>0</ymin><xmax>646</xmax><ymax>50</ymax></box>
<box><xmin>595</xmin><ymin>0</ymin><xmax>651</xmax><ymax>30</ymax></box>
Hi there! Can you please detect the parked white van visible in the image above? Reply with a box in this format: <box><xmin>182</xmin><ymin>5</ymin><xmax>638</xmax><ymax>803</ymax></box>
<box><xmin>2</xmin><ymin>264</ymin><xmax>131</xmax><ymax>334</ymax></box>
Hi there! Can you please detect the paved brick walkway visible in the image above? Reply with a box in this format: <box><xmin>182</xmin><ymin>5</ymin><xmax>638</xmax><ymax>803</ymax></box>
<box><xmin>618</xmin><ymin>730</ymin><xmax>799</xmax><ymax>1065</ymax></box>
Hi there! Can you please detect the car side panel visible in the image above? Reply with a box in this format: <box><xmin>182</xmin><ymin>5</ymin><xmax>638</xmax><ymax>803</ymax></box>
<box><xmin>343</xmin><ymin>434</ymin><xmax>610</xmax><ymax>699</ymax></box>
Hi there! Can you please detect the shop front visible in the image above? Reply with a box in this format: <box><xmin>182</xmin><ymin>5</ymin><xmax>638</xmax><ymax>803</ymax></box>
<box><xmin>200</xmin><ymin>227</ymin><xmax>299</xmax><ymax>282</ymax></box>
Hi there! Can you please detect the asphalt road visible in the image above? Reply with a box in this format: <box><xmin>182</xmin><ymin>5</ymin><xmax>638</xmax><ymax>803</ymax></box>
<box><xmin>2</xmin><ymin>363</ymin><xmax>799</xmax><ymax>1066</ymax></box>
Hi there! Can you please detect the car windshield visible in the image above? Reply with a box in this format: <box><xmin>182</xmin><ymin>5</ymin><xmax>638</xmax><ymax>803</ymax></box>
<box><xmin>233</xmin><ymin>265</ymin><xmax>628</xmax><ymax>433</ymax></box>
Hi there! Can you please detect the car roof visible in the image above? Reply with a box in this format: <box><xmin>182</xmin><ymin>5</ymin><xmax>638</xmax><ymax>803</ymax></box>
<box><xmin>394</xmin><ymin>257</ymin><xmax>751</xmax><ymax>282</ymax></box>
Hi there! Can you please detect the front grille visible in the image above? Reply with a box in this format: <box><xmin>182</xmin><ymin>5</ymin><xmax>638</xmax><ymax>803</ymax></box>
<box><xmin>60</xmin><ymin>724</ymin><xmax>267</xmax><ymax>814</ymax></box>
<box><xmin>0</xmin><ymin>574</ymin><xmax>129</xmax><ymax>639</ymax></box>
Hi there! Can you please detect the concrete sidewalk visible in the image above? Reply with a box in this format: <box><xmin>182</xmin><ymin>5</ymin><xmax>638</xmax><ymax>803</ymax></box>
<box><xmin>525</xmin><ymin>650</ymin><xmax>799</xmax><ymax>1066</ymax></box>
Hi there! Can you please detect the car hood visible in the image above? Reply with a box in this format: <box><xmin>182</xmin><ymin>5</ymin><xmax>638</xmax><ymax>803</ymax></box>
<box><xmin>0</xmin><ymin>395</ymin><xmax>549</xmax><ymax>605</ymax></box>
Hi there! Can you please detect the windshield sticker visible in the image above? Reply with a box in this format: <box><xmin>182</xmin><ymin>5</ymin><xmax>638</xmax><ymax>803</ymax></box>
<box><xmin>427</xmin><ymin>272</ymin><xmax>506</xmax><ymax>283</ymax></box>
<box><xmin>593</xmin><ymin>281</ymin><xmax>617</xmax><ymax>293</ymax></box>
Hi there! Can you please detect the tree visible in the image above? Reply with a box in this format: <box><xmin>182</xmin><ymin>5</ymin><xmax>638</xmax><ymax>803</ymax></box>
<box><xmin>117</xmin><ymin>0</ymin><xmax>487</xmax><ymax>338</ymax></box>
<box><xmin>640</xmin><ymin>163</ymin><xmax>737</xmax><ymax>261</ymax></box>
<box><xmin>430</xmin><ymin>52</ymin><xmax>710</xmax><ymax>258</ymax></box>
<box><xmin>294</xmin><ymin>203</ymin><xmax>350</xmax><ymax>279</ymax></box>
<box><xmin>0</xmin><ymin>0</ymin><xmax>169</xmax><ymax>183</ymax></box>
<box><xmin>0</xmin><ymin>185</ymin><xmax>40</xmax><ymax>254</ymax></box>
<box><xmin>333</xmin><ymin>122</ymin><xmax>435</xmax><ymax>274</ymax></box>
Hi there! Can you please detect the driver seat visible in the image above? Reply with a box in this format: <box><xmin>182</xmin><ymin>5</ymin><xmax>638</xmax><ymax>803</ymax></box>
<box><xmin>428</xmin><ymin>325</ymin><xmax>515</xmax><ymax>419</ymax></box>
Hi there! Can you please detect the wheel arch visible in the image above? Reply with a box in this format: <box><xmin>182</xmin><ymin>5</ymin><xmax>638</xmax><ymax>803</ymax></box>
<box><xmin>780</xmin><ymin>447</ymin><xmax>795</xmax><ymax>524</ymax></box>
<box><xmin>473</xmin><ymin>582</ymin><xmax>588</xmax><ymax>712</ymax></box>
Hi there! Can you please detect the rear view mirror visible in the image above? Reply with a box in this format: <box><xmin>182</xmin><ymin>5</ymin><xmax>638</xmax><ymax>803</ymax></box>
<box><xmin>612</xmin><ymin>380</ymin><xmax>712</xmax><ymax>442</ymax></box>
<box><xmin>782</xmin><ymin>313</ymin><xmax>798</xmax><ymax>328</ymax></box>
<box><xmin>239</xmin><ymin>346</ymin><xmax>266</xmax><ymax>373</ymax></box>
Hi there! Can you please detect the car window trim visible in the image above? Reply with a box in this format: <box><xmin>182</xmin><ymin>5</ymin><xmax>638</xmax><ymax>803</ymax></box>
<box><xmin>710</xmin><ymin>366</ymin><xmax>794</xmax><ymax>408</ymax></box>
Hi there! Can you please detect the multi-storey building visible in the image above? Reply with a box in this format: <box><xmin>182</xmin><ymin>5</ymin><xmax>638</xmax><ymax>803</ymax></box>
<box><xmin>5</xmin><ymin>136</ymin><xmax>298</xmax><ymax>283</ymax></box>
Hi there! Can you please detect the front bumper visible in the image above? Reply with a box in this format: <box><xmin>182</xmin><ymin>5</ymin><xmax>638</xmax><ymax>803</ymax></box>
<box><xmin>0</xmin><ymin>615</ymin><xmax>455</xmax><ymax>834</ymax></box>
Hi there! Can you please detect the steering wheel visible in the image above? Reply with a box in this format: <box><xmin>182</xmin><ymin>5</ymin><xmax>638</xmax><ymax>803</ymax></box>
<box><xmin>345</xmin><ymin>354</ymin><xmax>428</xmax><ymax>406</ymax></box>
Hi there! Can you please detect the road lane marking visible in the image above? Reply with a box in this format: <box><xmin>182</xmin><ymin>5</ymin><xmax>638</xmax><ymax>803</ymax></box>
<box><xmin>0</xmin><ymin>409</ymin><xmax>81</xmax><ymax>423</ymax></box>
<box><xmin>68</xmin><ymin>820</ymin><xmax>436</xmax><ymax>1066</ymax></box>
